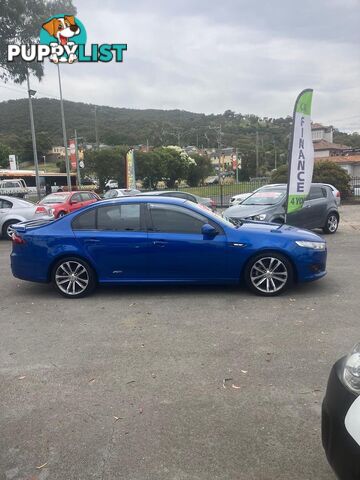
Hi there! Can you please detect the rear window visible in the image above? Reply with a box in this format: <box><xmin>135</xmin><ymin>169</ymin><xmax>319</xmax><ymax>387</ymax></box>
<box><xmin>41</xmin><ymin>194</ymin><xmax>69</xmax><ymax>204</ymax></box>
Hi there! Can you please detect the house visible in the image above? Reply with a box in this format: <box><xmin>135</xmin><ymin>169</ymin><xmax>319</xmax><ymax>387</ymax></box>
<box><xmin>316</xmin><ymin>154</ymin><xmax>360</xmax><ymax>177</ymax></box>
<box><xmin>207</xmin><ymin>147</ymin><xmax>235</xmax><ymax>170</ymax></box>
<box><xmin>311</xmin><ymin>123</ymin><xmax>349</xmax><ymax>158</ymax></box>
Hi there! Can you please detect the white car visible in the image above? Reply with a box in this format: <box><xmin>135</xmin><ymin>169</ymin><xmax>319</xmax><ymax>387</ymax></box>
<box><xmin>103</xmin><ymin>188</ymin><xmax>141</xmax><ymax>199</ymax></box>
<box><xmin>105</xmin><ymin>179</ymin><xmax>119</xmax><ymax>189</ymax></box>
<box><xmin>229</xmin><ymin>192</ymin><xmax>253</xmax><ymax>206</ymax></box>
<box><xmin>0</xmin><ymin>196</ymin><xmax>52</xmax><ymax>240</ymax></box>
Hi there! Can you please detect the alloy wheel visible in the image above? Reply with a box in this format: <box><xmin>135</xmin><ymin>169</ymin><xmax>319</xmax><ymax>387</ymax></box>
<box><xmin>6</xmin><ymin>223</ymin><xmax>15</xmax><ymax>239</ymax></box>
<box><xmin>250</xmin><ymin>256</ymin><xmax>288</xmax><ymax>294</ymax></box>
<box><xmin>55</xmin><ymin>261</ymin><xmax>89</xmax><ymax>296</ymax></box>
<box><xmin>327</xmin><ymin>215</ymin><xmax>338</xmax><ymax>233</ymax></box>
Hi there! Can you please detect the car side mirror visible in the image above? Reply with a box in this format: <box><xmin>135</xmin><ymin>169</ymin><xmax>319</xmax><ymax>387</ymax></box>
<box><xmin>202</xmin><ymin>223</ymin><xmax>218</xmax><ymax>238</ymax></box>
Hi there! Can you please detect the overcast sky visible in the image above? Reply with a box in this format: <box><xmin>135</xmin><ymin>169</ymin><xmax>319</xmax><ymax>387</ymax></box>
<box><xmin>1</xmin><ymin>0</ymin><xmax>360</xmax><ymax>131</ymax></box>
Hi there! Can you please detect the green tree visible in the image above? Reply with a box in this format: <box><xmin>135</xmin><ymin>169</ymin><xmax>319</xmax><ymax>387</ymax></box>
<box><xmin>270</xmin><ymin>161</ymin><xmax>352</xmax><ymax>197</ymax></box>
<box><xmin>186</xmin><ymin>154</ymin><xmax>213</xmax><ymax>187</ymax></box>
<box><xmin>135</xmin><ymin>150</ymin><xmax>165</xmax><ymax>189</ymax></box>
<box><xmin>0</xmin><ymin>143</ymin><xmax>11</xmax><ymax>168</ymax></box>
<box><xmin>0</xmin><ymin>0</ymin><xmax>77</xmax><ymax>84</ymax></box>
<box><xmin>84</xmin><ymin>146</ymin><xmax>128</xmax><ymax>191</ymax></box>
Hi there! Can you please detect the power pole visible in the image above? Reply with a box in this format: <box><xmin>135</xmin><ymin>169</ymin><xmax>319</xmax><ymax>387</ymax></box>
<box><xmin>26</xmin><ymin>72</ymin><xmax>41</xmax><ymax>201</ymax></box>
<box><xmin>75</xmin><ymin>129</ymin><xmax>81</xmax><ymax>188</ymax></box>
<box><xmin>255</xmin><ymin>129</ymin><xmax>259</xmax><ymax>177</ymax></box>
<box><xmin>57</xmin><ymin>64</ymin><xmax>71</xmax><ymax>191</ymax></box>
<box><xmin>94</xmin><ymin>106</ymin><xmax>99</xmax><ymax>149</ymax></box>
<box><xmin>273</xmin><ymin>139</ymin><xmax>277</xmax><ymax>170</ymax></box>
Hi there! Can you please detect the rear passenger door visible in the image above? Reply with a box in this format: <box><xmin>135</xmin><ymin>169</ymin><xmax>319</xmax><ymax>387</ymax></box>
<box><xmin>304</xmin><ymin>186</ymin><xmax>329</xmax><ymax>229</ymax></box>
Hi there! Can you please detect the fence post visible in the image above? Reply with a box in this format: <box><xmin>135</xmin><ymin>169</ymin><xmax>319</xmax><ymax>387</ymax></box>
<box><xmin>220</xmin><ymin>183</ymin><xmax>224</xmax><ymax>207</ymax></box>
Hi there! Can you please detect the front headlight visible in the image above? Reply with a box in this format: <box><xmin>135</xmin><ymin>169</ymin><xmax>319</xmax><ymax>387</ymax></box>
<box><xmin>254</xmin><ymin>214</ymin><xmax>267</xmax><ymax>221</ymax></box>
<box><xmin>344</xmin><ymin>344</ymin><xmax>360</xmax><ymax>394</ymax></box>
<box><xmin>295</xmin><ymin>240</ymin><xmax>326</xmax><ymax>250</ymax></box>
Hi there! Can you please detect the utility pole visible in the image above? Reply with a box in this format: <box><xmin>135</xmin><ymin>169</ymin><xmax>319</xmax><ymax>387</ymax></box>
<box><xmin>26</xmin><ymin>72</ymin><xmax>41</xmax><ymax>201</ymax></box>
<box><xmin>94</xmin><ymin>106</ymin><xmax>99</xmax><ymax>149</ymax></box>
<box><xmin>255</xmin><ymin>129</ymin><xmax>259</xmax><ymax>177</ymax></box>
<box><xmin>75</xmin><ymin>129</ymin><xmax>81</xmax><ymax>188</ymax></box>
<box><xmin>57</xmin><ymin>64</ymin><xmax>71</xmax><ymax>191</ymax></box>
<box><xmin>273</xmin><ymin>139</ymin><xmax>277</xmax><ymax>170</ymax></box>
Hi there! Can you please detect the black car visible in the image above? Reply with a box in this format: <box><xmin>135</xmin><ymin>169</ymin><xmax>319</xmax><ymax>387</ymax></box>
<box><xmin>137</xmin><ymin>190</ymin><xmax>216</xmax><ymax>211</ymax></box>
<box><xmin>223</xmin><ymin>183</ymin><xmax>340</xmax><ymax>234</ymax></box>
<box><xmin>322</xmin><ymin>344</ymin><xmax>360</xmax><ymax>479</ymax></box>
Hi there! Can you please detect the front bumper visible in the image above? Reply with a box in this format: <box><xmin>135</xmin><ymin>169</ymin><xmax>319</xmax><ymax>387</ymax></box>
<box><xmin>322</xmin><ymin>358</ymin><xmax>360</xmax><ymax>480</ymax></box>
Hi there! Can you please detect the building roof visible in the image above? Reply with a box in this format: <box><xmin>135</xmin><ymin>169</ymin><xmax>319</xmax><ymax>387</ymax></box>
<box><xmin>315</xmin><ymin>155</ymin><xmax>360</xmax><ymax>164</ymax></box>
<box><xmin>311</xmin><ymin>122</ymin><xmax>332</xmax><ymax>130</ymax></box>
<box><xmin>313</xmin><ymin>139</ymin><xmax>349</xmax><ymax>151</ymax></box>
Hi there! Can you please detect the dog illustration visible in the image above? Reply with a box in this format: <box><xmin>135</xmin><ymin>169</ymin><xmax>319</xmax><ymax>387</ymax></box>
<box><xmin>42</xmin><ymin>16</ymin><xmax>80</xmax><ymax>63</ymax></box>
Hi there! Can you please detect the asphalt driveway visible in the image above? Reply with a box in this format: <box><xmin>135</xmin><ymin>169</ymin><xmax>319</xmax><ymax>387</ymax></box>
<box><xmin>0</xmin><ymin>205</ymin><xmax>359</xmax><ymax>480</ymax></box>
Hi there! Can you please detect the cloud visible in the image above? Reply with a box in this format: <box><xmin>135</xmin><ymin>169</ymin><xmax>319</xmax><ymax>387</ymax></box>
<box><xmin>0</xmin><ymin>0</ymin><xmax>359</xmax><ymax>132</ymax></box>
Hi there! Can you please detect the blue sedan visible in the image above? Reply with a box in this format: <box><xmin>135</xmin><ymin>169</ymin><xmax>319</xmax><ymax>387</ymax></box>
<box><xmin>10</xmin><ymin>197</ymin><xmax>327</xmax><ymax>298</ymax></box>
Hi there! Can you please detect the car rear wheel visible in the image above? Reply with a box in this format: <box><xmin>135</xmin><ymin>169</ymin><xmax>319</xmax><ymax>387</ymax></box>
<box><xmin>323</xmin><ymin>213</ymin><xmax>339</xmax><ymax>234</ymax></box>
<box><xmin>52</xmin><ymin>257</ymin><xmax>96</xmax><ymax>298</ymax></box>
<box><xmin>58</xmin><ymin>211</ymin><xmax>66</xmax><ymax>218</ymax></box>
<box><xmin>244</xmin><ymin>252</ymin><xmax>293</xmax><ymax>296</ymax></box>
<box><xmin>2</xmin><ymin>220</ymin><xmax>18</xmax><ymax>240</ymax></box>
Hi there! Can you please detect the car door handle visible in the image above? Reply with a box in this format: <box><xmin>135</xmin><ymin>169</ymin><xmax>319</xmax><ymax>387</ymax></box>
<box><xmin>85</xmin><ymin>239</ymin><xmax>100</xmax><ymax>244</ymax></box>
<box><xmin>153</xmin><ymin>240</ymin><xmax>168</xmax><ymax>247</ymax></box>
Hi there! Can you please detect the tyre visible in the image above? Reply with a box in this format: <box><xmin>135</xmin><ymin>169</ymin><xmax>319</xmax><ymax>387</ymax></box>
<box><xmin>323</xmin><ymin>212</ymin><xmax>339</xmax><ymax>234</ymax></box>
<box><xmin>51</xmin><ymin>257</ymin><xmax>96</xmax><ymax>298</ymax></box>
<box><xmin>2</xmin><ymin>220</ymin><xmax>18</xmax><ymax>240</ymax></box>
<box><xmin>58</xmin><ymin>211</ymin><xmax>67</xmax><ymax>218</ymax></box>
<box><xmin>244</xmin><ymin>252</ymin><xmax>293</xmax><ymax>296</ymax></box>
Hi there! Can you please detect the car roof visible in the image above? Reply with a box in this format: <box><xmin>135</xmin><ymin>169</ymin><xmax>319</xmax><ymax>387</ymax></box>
<box><xmin>136</xmin><ymin>190</ymin><xmax>178</xmax><ymax>196</ymax></box>
<box><xmin>0</xmin><ymin>195</ymin><xmax>31</xmax><ymax>203</ymax></box>
<box><xmin>96</xmin><ymin>195</ymin><xmax>188</xmax><ymax>207</ymax></box>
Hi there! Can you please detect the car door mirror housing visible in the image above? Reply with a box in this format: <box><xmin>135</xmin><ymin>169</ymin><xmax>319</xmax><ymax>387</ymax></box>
<box><xmin>202</xmin><ymin>223</ymin><xmax>218</xmax><ymax>238</ymax></box>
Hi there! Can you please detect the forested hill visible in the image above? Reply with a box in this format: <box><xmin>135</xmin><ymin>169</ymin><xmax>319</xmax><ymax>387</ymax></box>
<box><xmin>0</xmin><ymin>98</ymin><xmax>359</xmax><ymax>165</ymax></box>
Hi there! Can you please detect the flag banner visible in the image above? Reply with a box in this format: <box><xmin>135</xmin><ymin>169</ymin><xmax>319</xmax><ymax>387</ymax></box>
<box><xmin>69</xmin><ymin>139</ymin><xmax>77</xmax><ymax>170</ymax></box>
<box><xmin>286</xmin><ymin>89</ymin><xmax>314</xmax><ymax>214</ymax></box>
<box><xmin>125</xmin><ymin>149</ymin><xmax>136</xmax><ymax>189</ymax></box>
<box><xmin>9</xmin><ymin>155</ymin><xmax>17</xmax><ymax>171</ymax></box>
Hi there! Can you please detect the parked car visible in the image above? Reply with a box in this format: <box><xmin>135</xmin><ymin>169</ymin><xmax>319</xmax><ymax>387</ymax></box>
<box><xmin>38</xmin><ymin>191</ymin><xmax>100</xmax><ymax>219</ymax></box>
<box><xmin>0</xmin><ymin>195</ymin><xmax>52</xmax><ymax>240</ymax></box>
<box><xmin>322</xmin><ymin>344</ymin><xmax>360</xmax><ymax>479</ymax></box>
<box><xmin>204</xmin><ymin>176</ymin><xmax>219</xmax><ymax>185</ymax></box>
<box><xmin>229</xmin><ymin>184</ymin><xmax>283</xmax><ymax>206</ymax></box>
<box><xmin>223</xmin><ymin>183</ymin><xmax>339</xmax><ymax>234</ymax></box>
<box><xmin>105</xmin><ymin>179</ymin><xmax>118</xmax><ymax>190</ymax></box>
<box><xmin>137</xmin><ymin>190</ymin><xmax>216</xmax><ymax>211</ymax></box>
<box><xmin>103</xmin><ymin>188</ymin><xmax>140</xmax><ymax>199</ymax></box>
<box><xmin>0</xmin><ymin>179</ymin><xmax>29</xmax><ymax>198</ymax></box>
<box><xmin>11</xmin><ymin>196</ymin><xmax>327</xmax><ymax>298</ymax></box>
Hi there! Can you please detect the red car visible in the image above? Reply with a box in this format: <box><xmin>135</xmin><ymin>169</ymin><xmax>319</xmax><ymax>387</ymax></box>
<box><xmin>39</xmin><ymin>191</ymin><xmax>100</xmax><ymax>219</ymax></box>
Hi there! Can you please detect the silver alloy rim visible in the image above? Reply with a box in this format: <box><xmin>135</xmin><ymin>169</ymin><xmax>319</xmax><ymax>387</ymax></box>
<box><xmin>327</xmin><ymin>215</ymin><xmax>338</xmax><ymax>232</ymax></box>
<box><xmin>6</xmin><ymin>224</ymin><xmax>15</xmax><ymax>238</ymax></box>
<box><xmin>250</xmin><ymin>257</ymin><xmax>288</xmax><ymax>293</ymax></box>
<box><xmin>55</xmin><ymin>261</ymin><xmax>89</xmax><ymax>296</ymax></box>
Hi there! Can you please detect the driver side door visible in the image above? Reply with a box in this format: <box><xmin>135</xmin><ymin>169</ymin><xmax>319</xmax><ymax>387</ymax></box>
<box><xmin>146</xmin><ymin>203</ymin><xmax>230</xmax><ymax>282</ymax></box>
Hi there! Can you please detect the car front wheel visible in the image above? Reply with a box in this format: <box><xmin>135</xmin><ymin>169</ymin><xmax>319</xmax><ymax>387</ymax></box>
<box><xmin>323</xmin><ymin>213</ymin><xmax>339</xmax><ymax>234</ymax></box>
<box><xmin>52</xmin><ymin>257</ymin><xmax>96</xmax><ymax>298</ymax></box>
<box><xmin>2</xmin><ymin>220</ymin><xmax>18</xmax><ymax>240</ymax></box>
<box><xmin>244</xmin><ymin>252</ymin><xmax>293</xmax><ymax>296</ymax></box>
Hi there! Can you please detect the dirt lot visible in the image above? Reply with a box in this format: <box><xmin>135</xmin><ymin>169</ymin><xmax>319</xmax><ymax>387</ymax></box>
<box><xmin>0</xmin><ymin>205</ymin><xmax>359</xmax><ymax>480</ymax></box>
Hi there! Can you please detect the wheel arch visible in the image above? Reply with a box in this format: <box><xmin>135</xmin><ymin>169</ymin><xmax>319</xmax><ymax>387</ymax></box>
<box><xmin>241</xmin><ymin>248</ymin><xmax>298</xmax><ymax>284</ymax></box>
<box><xmin>47</xmin><ymin>253</ymin><xmax>98</xmax><ymax>283</ymax></box>
<box><xmin>2</xmin><ymin>217</ymin><xmax>25</xmax><ymax>236</ymax></box>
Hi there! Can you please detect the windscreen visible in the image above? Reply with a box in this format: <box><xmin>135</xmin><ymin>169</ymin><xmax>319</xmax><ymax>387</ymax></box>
<box><xmin>242</xmin><ymin>189</ymin><xmax>285</xmax><ymax>206</ymax></box>
<box><xmin>40</xmin><ymin>194</ymin><xmax>70</xmax><ymax>204</ymax></box>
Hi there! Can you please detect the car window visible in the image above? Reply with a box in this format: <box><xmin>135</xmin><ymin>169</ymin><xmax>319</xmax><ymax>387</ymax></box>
<box><xmin>0</xmin><ymin>199</ymin><xmax>12</xmax><ymax>209</ymax></box>
<box><xmin>148</xmin><ymin>203</ymin><xmax>208</xmax><ymax>234</ymax></box>
<box><xmin>97</xmin><ymin>204</ymin><xmax>142</xmax><ymax>231</ymax></box>
<box><xmin>308</xmin><ymin>186</ymin><xmax>326</xmax><ymax>200</ymax></box>
<box><xmin>72</xmin><ymin>209</ymin><xmax>96</xmax><ymax>230</ymax></box>
<box><xmin>71</xmin><ymin>193</ymin><xmax>82</xmax><ymax>203</ymax></box>
<box><xmin>40</xmin><ymin>194</ymin><xmax>70</xmax><ymax>204</ymax></box>
<box><xmin>80</xmin><ymin>193</ymin><xmax>92</xmax><ymax>201</ymax></box>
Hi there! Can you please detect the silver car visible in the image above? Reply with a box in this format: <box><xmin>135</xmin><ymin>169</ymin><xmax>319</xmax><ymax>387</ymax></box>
<box><xmin>0</xmin><ymin>196</ymin><xmax>52</xmax><ymax>240</ymax></box>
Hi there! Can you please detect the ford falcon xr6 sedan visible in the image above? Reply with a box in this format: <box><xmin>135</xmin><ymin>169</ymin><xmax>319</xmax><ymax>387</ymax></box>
<box><xmin>11</xmin><ymin>197</ymin><xmax>327</xmax><ymax>298</ymax></box>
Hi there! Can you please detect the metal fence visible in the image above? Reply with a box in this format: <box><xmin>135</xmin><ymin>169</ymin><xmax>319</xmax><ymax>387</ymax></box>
<box><xmin>350</xmin><ymin>177</ymin><xmax>360</xmax><ymax>197</ymax></box>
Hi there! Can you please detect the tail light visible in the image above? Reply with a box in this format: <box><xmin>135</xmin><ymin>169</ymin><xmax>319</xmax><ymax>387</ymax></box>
<box><xmin>35</xmin><ymin>205</ymin><xmax>47</xmax><ymax>214</ymax></box>
<box><xmin>12</xmin><ymin>233</ymin><xmax>26</xmax><ymax>245</ymax></box>
<box><xmin>336</xmin><ymin>191</ymin><xmax>340</xmax><ymax>197</ymax></box>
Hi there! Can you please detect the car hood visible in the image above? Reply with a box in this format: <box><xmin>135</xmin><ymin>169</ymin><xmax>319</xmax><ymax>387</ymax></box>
<box><xmin>237</xmin><ymin>221</ymin><xmax>324</xmax><ymax>242</ymax></box>
<box><xmin>224</xmin><ymin>204</ymin><xmax>277</xmax><ymax>218</ymax></box>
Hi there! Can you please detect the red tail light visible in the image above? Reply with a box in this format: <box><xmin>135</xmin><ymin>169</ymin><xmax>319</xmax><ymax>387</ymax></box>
<box><xmin>336</xmin><ymin>191</ymin><xmax>340</xmax><ymax>197</ymax></box>
<box><xmin>12</xmin><ymin>233</ymin><xmax>26</xmax><ymax>245</ymax></box>
<box><xmin>35</xmin><ymin>205</ymin><xmax>47</xmax><ymax>214</ymax></box>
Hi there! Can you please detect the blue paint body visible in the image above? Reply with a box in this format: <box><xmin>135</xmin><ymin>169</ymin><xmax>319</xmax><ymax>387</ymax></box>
<box><xmin>11</xmin><ymin>197</ymin><xmax>327</xmax><ymax>287</ymax></box>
